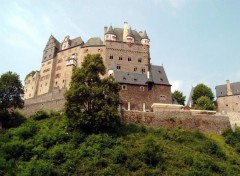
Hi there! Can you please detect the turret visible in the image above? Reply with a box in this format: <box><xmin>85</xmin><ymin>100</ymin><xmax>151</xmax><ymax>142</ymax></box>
<box><xmin>62</xmin><ymin>35</ymin><xmax>71</xmax><ymax>50</ymax></box>
<box><xmin>126</xmin><ymin>27</ymin><xmax>134</xmax><ymax>44</ymax></box>
<box><xmin>104</xmin><ymin>25</ymin><xmax>116</xmax><ymax>41</ymax></box>
<box><xmin>141</xmin><ymin>30</ymin><xmax>150</xmax><ymax>45</ymax></box>
<box><xmin>42</xmin><ymin>35</ymin><xmax>60</xmax><ymax>62</ymax></box>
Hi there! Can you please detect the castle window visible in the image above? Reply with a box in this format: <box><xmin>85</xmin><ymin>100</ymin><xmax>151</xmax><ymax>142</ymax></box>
<box><xmin>56</xmin><ymin>66</ymin><xmax>61</xmax><ymax>71</ymax></box>
<box><xmin>158</xmin><ymin>71</ymin><xmax>161</xmax><ymax>73</ymax></box>
<box><xmin>138</xmin><ymin>58</ymin><xmax>142</xmax><ymax>63</ymax></box>
<box><xmin>117</xmin><ymin>65</ymin><xmax>121</xmax><ymax>70</ymax></box>
<box><xmin>134</xmin><ymin>78</ymin><xmax>137</xmax><ymax>82</ymax></box>
<box><xmin>55</xmin><ymin>73</ymin><xmax>61</xmax><ymax>78</ymax></box>
<box><xmin>119</xmin><ymin>56</ymin><xmax>123</xmax><ymax>60</ymax></box>
<box><xmin>122</xmin><ymin>85</ymin><xmax>127</xmax><ymax>90</ymax></box>
<box><xmin>140</xmin><ymin>86</ymin><xmax>144</xmax><ymax>91</ymax></box>
<box><xmin>45</xmin><ymin>75</ymin><xmax>50</xmax><ymax>79</ymax></box>
<box><xmin>226</xmin><ymin>104</ymin><xmax>228</xmax><ymax>107</ymax></box>
<box><xmin>55</xmin><ymin>81</ymin><xmax>58</xmax><ymax>85</ymax></box>
<box><xmin>128</xmin><ymin>57</ymin><xmax>131</xmax><ymax>61</ymax></box>
<box><xmin>110</xmin><ymin>55</ymin><xmax>113</xmax><ymax>59</ymax></box>
<box><xmin>160</xmin><ymin>78</ymin><xmax>163</xmax><ymax>82</ymax></box>
<box><xmin>63</xmin><ymin>80</ymin><xmax>65</xmax><ymax>83</ymax></box>
<box><xmin>134</xmin><ymin>67</ymin><xmax>137</xmax><ymax>72</ymax></box>
<box><xmin>142</xmin><ymin>68</ymin><xmax>145</xmax><ymax>73</ymax></box>
<box><xmin>160</xmin><ymin>95</ymin><xmax>166</xmax><ymax>101</ymax></box>
<box><xmin>123</xmin><ymin>77</ymin><xmax>126</xmax><ymax>80</ymax></box>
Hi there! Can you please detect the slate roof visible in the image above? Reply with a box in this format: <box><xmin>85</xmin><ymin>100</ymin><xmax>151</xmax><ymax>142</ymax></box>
<box><xmin>70</xmin><ymin>37</ymin><xmax>83</xmax><ymax>47</ymax></box>
<box><xmin>142</xmin><ymin>30</ymin><xmax>149</xmax><ymax>40</ymax></box>
<box><xmin>105</xmin><ymin>25</ymin><xmax>114</xmax><ymax>34</ymax></box>
<box><xmin>107</xmin><ymin>27</ymin><xmax>143</xmax><ymax>44</ymax></box>
<box><xmin>84</xmin><ymin>37</ymin><xmax>104</xmax><ymax>47</ymax></box>
<box><xmin>216</xmin><ymin>82</ymin><xmax>240</xmax><ymax>97</ymax></box>
<box><xmin>113</xmin><ymin>65</ymin><xmax>170</xmax><ymax>86</ymax></box>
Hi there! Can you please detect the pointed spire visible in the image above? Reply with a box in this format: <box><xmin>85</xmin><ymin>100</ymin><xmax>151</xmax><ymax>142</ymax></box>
<box><xmin>142</xmin><ymin>30</ymin><xmax>149</xmax><ymax>40</ymax></box>
<box><xmin>105</xmin><ymin>25</ymin><xmax>114</xmax><ymax>34</ymax></box>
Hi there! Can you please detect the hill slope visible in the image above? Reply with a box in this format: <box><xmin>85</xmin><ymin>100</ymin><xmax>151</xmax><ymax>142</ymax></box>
<box><xmin>0</xmin><ymin>111</ymin><xmax>240</xmax><ymax>176</ymax></box>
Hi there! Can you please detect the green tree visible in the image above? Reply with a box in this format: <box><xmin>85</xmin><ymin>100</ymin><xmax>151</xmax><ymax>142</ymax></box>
<box><xmin>172</xmin><ymin>90</ymin><xmax>186</xmax><ymax>105</ymax></box>
<box><xmin>195</xmin><ymin>96</ymin><xmax>215</xmax><ymax>110</ymax></box>
<box><xmin>192</xmin><ymin>83</ymin><xmax>214</xmax><ymax>104</ymax></box>
<box><xmin>0</xmin><ymin>72</ymin><xmax>24</xmax><ymax>111</ymax></box>
<box><xmin>65</xmin><ymin>54</ymin><xmax>121</xmax><ymax>133</ymax></box>
<box><xmin>0</xmin><ymin>72</ymin><xmax>24</xmax><ymax>127</ymax></box>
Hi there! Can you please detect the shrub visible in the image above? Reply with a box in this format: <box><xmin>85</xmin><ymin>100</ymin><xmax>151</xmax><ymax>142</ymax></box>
<box><xmin>31</xmin><ymin>110</ymin><xmax>49</xmax><ymax>121</ymax></box>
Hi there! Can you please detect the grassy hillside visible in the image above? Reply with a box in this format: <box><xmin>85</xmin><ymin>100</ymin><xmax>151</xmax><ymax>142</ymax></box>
<box><xmin>1</xmin><ymin>111</ymin><xmax>240</xmax><ymax>176</ymax></box>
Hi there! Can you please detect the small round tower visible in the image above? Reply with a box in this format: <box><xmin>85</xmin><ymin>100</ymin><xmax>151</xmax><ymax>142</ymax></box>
<box><xmin>104</xmin><ymin>25</ymin><xmax>116</xmax><ymax>41</ymax></box>
<box><xmin>141</xmin><ymin>30</ymin><xmax>150</xmax><ymax>45</ymax></box>
<box><xmin>126</xmin><ymin>27</ymin><xmax>134</xmax><ymax>43</ymax></box>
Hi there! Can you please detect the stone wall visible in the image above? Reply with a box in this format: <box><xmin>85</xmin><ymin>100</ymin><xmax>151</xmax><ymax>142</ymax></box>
<box><xmin>217</xmin><ymin>95</ymin><xmax>240</xmax><ymax>113</ymax></box>
<box><xmin>122</xmin><ymin>110</ymin><xmax>231</xmax><ymax>134</ymax></box>
<box><xmin>120</xmin><ymin>84</ymin><xmax>171</xmax><ymax>111</ymax></box>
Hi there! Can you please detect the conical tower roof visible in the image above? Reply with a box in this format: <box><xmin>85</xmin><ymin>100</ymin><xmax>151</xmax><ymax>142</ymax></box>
<box><xmin>105</xmin><ymin>25</ymin><xmax>115</xmax><ymax>34</ymax></box>
<box><xmin>142</xmin><ymin>30</ymin><xmax>149</xmax><ymax>40</ymax></box>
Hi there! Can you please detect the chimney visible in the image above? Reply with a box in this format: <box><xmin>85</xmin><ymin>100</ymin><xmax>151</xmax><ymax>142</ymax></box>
<box><xmin>226</xmin><ymin>80</ymin><xmax>233</xmax><ymax>96</ymax></box>
<box><xmin>123</xmin><ymin>22</ymin><xmax>129</xmax><ymax>42</ymax></box>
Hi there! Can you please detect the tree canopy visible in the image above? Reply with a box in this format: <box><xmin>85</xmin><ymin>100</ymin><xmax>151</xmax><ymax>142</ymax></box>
<box><xmin>64</xmin><ymin>54</ymin><xmax>121</xmax><ymax>133</ymax></box>
<box><xmin>0</xmin><ymin>71</ymin><xmax>24</xmax><ymax>112</ymax></box>
<box><xmin>172</xmin><ymin>90</ymin><xmax>186</xmax><ymax>105</ymax></box>
<box><xmin>192</xmin><ymin>83</ymin><xmax>214</xmax><ymax>104</ymax></box>
<box><xmin>194</xmin><ymin>96</ymin><xmax>215</xmax><ymax>110</ymax></box>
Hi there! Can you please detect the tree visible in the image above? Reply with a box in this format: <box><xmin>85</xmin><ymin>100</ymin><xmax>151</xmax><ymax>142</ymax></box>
<box><xmin>172</xmin><ymin>90</ymin><xmax>186</xmax><ymax>105</ymax></box>
<box><xmin>192</xmin><ymin>83</ymin><xmax>214</xmax><ymax>104</ymax></box>
<box><xmin>195</xmin><ymin>96</ymin><xmax>215</xmax><ymax>110</ymax></box>
<box><xmin>0</xmin><ymin>71</ymin><xmax>24</xmax><ymax>111</ymax></box>
<box><xmin>0</xmin><ymin>72</ymin><xmax>24</xmax><ymax>128</ymax></box>
<box><xmin>65</xmin><ymin>54</ymin><xmax>121</xmax><ymax>133</ymax></box>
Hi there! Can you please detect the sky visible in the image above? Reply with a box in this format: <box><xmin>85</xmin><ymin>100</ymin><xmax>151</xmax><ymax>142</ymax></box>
<box><xmin>0</xmin><ymin>0</ymin><xmax>240</xmax><ymax>101</ymax></box>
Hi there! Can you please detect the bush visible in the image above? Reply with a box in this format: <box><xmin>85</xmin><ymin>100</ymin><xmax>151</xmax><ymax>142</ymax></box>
<box><xmin>31</xmin><ymin>110</ymin><xmax>49</xmax><ymax>121</ymax></box>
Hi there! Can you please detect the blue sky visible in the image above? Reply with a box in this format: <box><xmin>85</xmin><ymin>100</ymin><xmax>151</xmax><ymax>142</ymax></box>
<box><xmin>0</xmin><ymin>0</ymin><xmax>240</xmax><ymax>100</ymax></box>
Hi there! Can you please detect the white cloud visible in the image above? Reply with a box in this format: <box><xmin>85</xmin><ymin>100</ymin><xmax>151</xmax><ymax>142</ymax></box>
<box><xmin>171</xmin><ymin>80</ymin><xmax>183</xmax><ymax>92</ymax></box>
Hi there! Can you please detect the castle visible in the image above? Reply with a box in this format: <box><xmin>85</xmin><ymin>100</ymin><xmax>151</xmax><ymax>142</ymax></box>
<box><xmin>24</xmin><ymin>22</ymin><xmax>172</xmax><ymax>111</ymax></box>
<box><xmin>216</xmin><ymin>80</ymin><xmax>240</xmax><ymax>112</ymax></box>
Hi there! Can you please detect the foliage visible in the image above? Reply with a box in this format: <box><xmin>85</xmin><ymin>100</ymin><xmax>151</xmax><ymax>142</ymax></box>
<box><xmin>192</xmin><ymin>83</ymin><xmax>214</xmax><ymax>104</ymax></box>
<box><xmin>172</xmin><ymin>90</ymin><xmax>186</xmax><ymax>105</ymax></box>
<box><xmin>0</xmin><ymin>72</ymin><xmax>24</xmax><ymax>128</ymax></box>
<box><xmin>0</xmin><ymin>111</ymin><xmax>240</xmax><ymax>175</ymax></box>
<box><xmin>0</xmin><ymin>71</ymin><xmax>24</xmax><ymax>111</ymax></box>
<box><xmin>65</xmin><ymin>54</ymin><xmax>121</xmax><ymax>133</ymax></box>
<box><xmin>195</xmin><ymin>96</ymin><xmax>215</xmax><ymax>110</ymax></box>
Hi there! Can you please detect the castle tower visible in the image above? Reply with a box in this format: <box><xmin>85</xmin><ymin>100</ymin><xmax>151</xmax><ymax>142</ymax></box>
<box><xmin>141</xmin><ymin>30</ymin><xmax>150</xmax><ymax>46</ymax></box>
<box><xmin>104</xmin><ymin>25</ymin><xmax>117</xmax><ymax>42</ymax></box>
<box><xmin>42</xmin><ymin>35</ymin><xmax>60</xmax><ymax>62</ymax></box>
<box><xmin>126</xmin><ymin>27</ymin><xmax>134</xmax><ymax>44</ymax></box>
